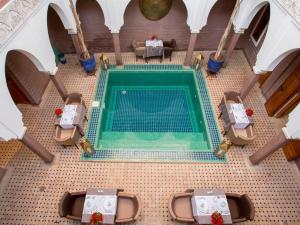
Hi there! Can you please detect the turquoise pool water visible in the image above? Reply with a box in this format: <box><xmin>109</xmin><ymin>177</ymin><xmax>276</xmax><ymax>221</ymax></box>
<box><xmin>95</xmin><ymin>70</ymin><xmax>212</xmax><ymax>151</ymax></box>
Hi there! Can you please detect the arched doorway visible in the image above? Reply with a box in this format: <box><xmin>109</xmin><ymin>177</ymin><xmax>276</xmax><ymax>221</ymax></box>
<box><xmin>238</xmin><ymin>3</ymin><xmax>270</xmax><ymax>66</ymax></box>
<box><xmin>47</xmin><ymin>5</ymin><xmax>75</xmax><ymax>54</ymax></box>
<box><xmin>120</xmin><ymin>0</ymin><xmax>190</xmax><ymax>52</ymax></box>
<box><xmin>5</xmin><ymin>50</ymin><xmax>50</xmax><ymax>105</ymax></box>
<box><xmin>76</xmin><ymin>0</ymin><xmax>113</xmax><ymax>53</ymax></box>
<box><xmin>196</xmin><ymin>0</ymin><xmax>237</xmax><ymax>50</ymax></box>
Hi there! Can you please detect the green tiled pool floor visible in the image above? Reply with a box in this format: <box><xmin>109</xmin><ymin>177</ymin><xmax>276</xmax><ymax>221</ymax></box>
<box><xmin>84</xmin><ymin>64</ymin><xmax>226</xmax><ymax>163</ymax></box>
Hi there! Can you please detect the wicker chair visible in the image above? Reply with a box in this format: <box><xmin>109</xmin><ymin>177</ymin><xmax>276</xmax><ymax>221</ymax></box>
<box><xmin>219</xmin><ymin>91</ymin><xmax>243</xmax><ymax>109</ymax></box>
<box><xmin>65</xmin><ymin>92</ymin><xmax>86</xmax><ymax>108</ymax></box>
<box><xmin>168</xmin><ymin>191</ymin><xmax>195</xmax><ymax>223</ymax></box>
<box><xmin>58</xmin><ymin>191</ymin><xmax>86</xmax><ymax>221</ymax></box>
<box><xmin>227</xmin><ymin>125</ymin><xmax>256</xmax><ymax>147</ymax></box>
<box><xmin>163</xmin><ymin>39</ymin><xmax>176</xmax><ymax>61</ymax></box>
<box><xmin>132</xmin><ymin>40</ymin><xmax>146</xmax><ymax>61</ymax></box>
<box><xmin>116</xmin><ymin>192</ymin><xmax>142</xmax><ymax>224</ymax></box>
<box><xmin>54</xmin><ymin>126</ymin><xmax>82</xmax><ymax>147</ymax></box>
<box><xmin>226</xmin><ymin>193</ymin><xmax>255</xmax><ymax>223</ymax></box>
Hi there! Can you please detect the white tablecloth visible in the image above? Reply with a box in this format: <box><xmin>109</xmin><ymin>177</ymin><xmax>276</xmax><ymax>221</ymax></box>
<box><xmin>83</xmin><ymin>195</ymin><xmax>117</xmax><ymax>215</ymax></box>
<box><xmin>146</xmin><ymin>40</ymin><xmax>163</xmax><ymax>47</ymax></box>
<box><xmin>192</xmin><ymin>195</ymin><xmax>230</xmax><ymax>216</ymax></box>
<box><xmin>230</xmin><ymin>103</ymin><xmax>250</xmax><ymax>129</ymax></box>
<box><xmin>59</xmin><ymin>105</ymin><xmax>77</xmax><ymax>129</ymax></box>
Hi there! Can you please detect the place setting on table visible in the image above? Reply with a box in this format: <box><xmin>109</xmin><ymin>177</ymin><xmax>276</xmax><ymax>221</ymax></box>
<box><xmin>191</xmin><ymin>188</ymin><xmax>232</xmax><ymax>225</ymax></box>
<box><xmin>54</xmin><ymin>103</ymin><xmax>86</xmax><ymax>136</ymax></box>
<box><xmin>143</xmin><ymin>35</ymin><xmax>164</xmax><ymax>62</ymax></box>
<box><xmin>219</xmin><ymin>102</ymin><xmax>254</xmax><ymax>134</ymax></box>
<box><xmin>82</xmin><ymin>188</ymin><xmax>118</xmax><ymax>225</ymax></box>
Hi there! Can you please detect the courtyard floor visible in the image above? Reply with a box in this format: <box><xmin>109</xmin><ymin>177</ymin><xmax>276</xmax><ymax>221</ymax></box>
<box><xmin>0</xmin><ymin>51</ymin><xmax>299</xmax><ymax>225</ymax></box>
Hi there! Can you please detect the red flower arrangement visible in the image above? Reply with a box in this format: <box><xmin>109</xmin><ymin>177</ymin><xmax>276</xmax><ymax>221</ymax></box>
<box><xmin>90</xmin><ymin>212</ymin><xmax>103</xmax><ymax>225</ymax></box>
<box><xmin>245</xmin><ymin>108</ymin><xmax>254</xmax><ymax>117</ymax></box>
<box><xmin>211</xmin><ymin>211</ymin><xmax>223</xmax><ymax>225</ymax></box>
<box><xmin>151</xmin><ymin>35</ymin><xmax>157</xmax><ymax>40</ymax></box>
<box><xmin>54</xmin><ymin>108</ymin><xmax>63</xmax><ymax>117</ymax></box>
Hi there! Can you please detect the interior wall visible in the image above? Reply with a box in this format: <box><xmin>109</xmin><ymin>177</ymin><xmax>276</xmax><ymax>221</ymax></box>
<box><xmin>5</xmin><ymin>51</ymin><xmax>50</xmax><ymax>105</ymax></box>
<box><xmin>76</xmin><ymin>0</ymin><xmax>113</xmax><ymax>53</ymax></box>
<box><xmin>195</xmin><ymin>0</ymin><xmax>236</xmax><ymax>50</ymax></box>
<box><xmin>47</xmin><ymin>7</ymin><xmax>75</xmax><ymax>54</ymax></box>
<box><xmin>120</xmin><ymin>0</ymin><xmax>190</xmax><ymax>52</ymax></box>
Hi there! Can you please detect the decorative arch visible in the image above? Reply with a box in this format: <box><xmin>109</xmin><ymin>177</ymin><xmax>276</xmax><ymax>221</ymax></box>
<box><xmin>48</xmin><ymin>3</ymin><xmax>72</xmax><ymax>30</ymax></box>
<box><xmin>10</xmin><ymin>49</ymin><xmax>47</xmax><ymax>72</ymax></box>
<box><xmin>76</xmin><ymin>0</ymin><xmax>113</xmax><ymax>52</ymax></box>
<box><xmin>267</xmin><ymin>48</ymin><xmax>300</xmax><ymax>72</ymax></box>
<box><xmin>234</xmin><ymin>0</ymin><xmax>269</xmax><ymax>31</ymax></box>
<box><xmin>48</xmin><ymin>0</ymin><xmax>77</xmax><ymax>33</ymax></box>
<box><xmin>120</xmin><ymin>0</ymin><xmax>189</xmax><ymax>51</ymax></box>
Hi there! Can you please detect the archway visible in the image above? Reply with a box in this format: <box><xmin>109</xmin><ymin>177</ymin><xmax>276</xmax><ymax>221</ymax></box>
<box><xmin>196</xmin><ymin>0</ymin><xmax>237</xmax><ymax>50</ymax></box>
<box><xmin>76</xmin><ymin>0</ymin><xmax>113</xmax><ymax>53</ymax></box>
<box><xmin>47</xmin><ymin>5</ymin><xmax>75</xmax><ymax>54</ymax></box>
<box><xmin>238</xmin><ymin>3</ymin><xmax>270</xmax><ymax>66</ymax></box>
<box><xmin>5</xmin><ymin>50</ymin><xmax>50</xmax><ymax>105</ymax></box>
<box><xmin>120</xmin><ymin>0</ymin><xmax>190</xmax><ymax>52</ymax></box>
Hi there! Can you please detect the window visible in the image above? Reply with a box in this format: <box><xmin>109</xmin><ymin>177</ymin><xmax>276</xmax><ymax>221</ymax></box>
<box><xmin>250</xmin><ymin>5</ymin><xmax>270</xmax><ymax>47</ymax></box>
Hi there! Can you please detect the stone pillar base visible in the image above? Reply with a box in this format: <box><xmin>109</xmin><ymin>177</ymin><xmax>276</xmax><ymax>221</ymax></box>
<box><xmin>112</xmin><ymin>33</ymin><xmax>123</xmax><ymax>66</ymax></box>
<box><xmin>249</xmin><ymin>130</ymin><xmax>288</xmax><ymax>165</ymax></box>
<box><xmin>184</xmin><ymin>33</ymin><xmax>198</xmax><ymax>66</ymax></box>
<box><xmin>21</xmin><ymin>131</ymin><xmax>54</xmax><ymax>163</ymax></box>
<box><xmin>50</xmin><ymin>75</ymin><xmax>68</xmax><ymax>101</ymax></box>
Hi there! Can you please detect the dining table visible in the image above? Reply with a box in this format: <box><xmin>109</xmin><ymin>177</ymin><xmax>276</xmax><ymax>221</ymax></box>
<box><xmin>55</xmin><ymin>104</ymin><xmax>86</xmax><ymax>136</ymax></box>
<box><xmin>143</xmin><ymin>39</ymin><xmax>164</xmax><ymax>62</ymax></box>
<box><xmin>81</xmin><ymin>188</ymin><xmax>118</xmax><ymax>224</ymax></box>
<box><xmin>191</xmin><ymin>188</ymin><xmax>232</xmax><ymax>225</ymax></box>
<box><xmin>219</xmin><ymin>103</ymin><xmax>253</xmax><ymax>133</ymax></box>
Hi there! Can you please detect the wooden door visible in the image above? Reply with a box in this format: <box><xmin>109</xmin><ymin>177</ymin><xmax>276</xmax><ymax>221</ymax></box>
<box><xmin>283</xmin><ymin>140</ymin><xmax>300</xmax><ymax>161</ymax></box>
<box><xmin>5</xmin><ymin>66</ymin><xmax>31</xmax><ymax>105</ymax></box>
<box><xmin>264</xmin><ymin>65</ymin><xmax>300</xmax><ymax>117</ymax></box>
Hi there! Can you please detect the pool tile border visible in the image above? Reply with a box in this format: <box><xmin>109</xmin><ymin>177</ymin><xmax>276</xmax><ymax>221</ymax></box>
<box><xmin>84</xmin><ymin>64</ymin><xmax>226</xmax><ymax>163</ymax></box>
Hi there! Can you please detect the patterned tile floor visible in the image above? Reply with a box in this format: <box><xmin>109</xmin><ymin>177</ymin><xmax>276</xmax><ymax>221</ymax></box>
<box><xmin>0</xmin><ymin>51</ymin><xmax>299</xmax><ymax>225</ymax></box>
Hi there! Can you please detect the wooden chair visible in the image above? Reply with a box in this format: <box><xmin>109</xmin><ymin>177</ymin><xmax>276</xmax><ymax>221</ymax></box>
<box><xmin>168</xmin><ymin>191</ymin><xmax>195</xmax><ymax>223</ymax></box>
<box><xmin>54</xmin><ymin>126</ymin><xmax>82</xmax><ymax>148</ymax></box>
<box><xmin>226</xmin><ymin>193</ymin><xmax>255</xmax><ymax>223</ymax></box>
<box><xmin>226</xmin><ymin>125</ymin><xmax>256</xmax><ymax>147</ymax></box>
<box><xmin>163</xmin><ymin>39</ymin><xmax>176</xmax><ymax>61</ymax></box>
<box><xmin>116</xmin><ymin>192</ymin><xmax>142</xmax><ymax>224</ymax></box>
<box><xmin>132</xmin><ymin>40</ymin><xmax>146</xmax><ymax>61</ymax></box>
<box><xmin>58</xmin><ymin>191</ymin><xmax>86</xmax><ymax>221</ymax></box>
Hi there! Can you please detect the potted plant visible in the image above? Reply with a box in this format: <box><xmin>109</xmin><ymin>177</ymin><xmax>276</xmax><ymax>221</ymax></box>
<box><xmin>68</xmin><ymin>0</ymin><xmax>96</xmax><ymax>74</ymax></box>
<box><xmin>208</xmin><ymin>0</ymin><xmax>242</xmax><ymax>74</ymax></box>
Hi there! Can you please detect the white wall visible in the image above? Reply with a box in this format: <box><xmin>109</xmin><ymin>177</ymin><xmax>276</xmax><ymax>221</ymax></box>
<box><xmin>0</xmin><ymin>0</ymin><xmax>76</xmax><ymax>141</ymax></box>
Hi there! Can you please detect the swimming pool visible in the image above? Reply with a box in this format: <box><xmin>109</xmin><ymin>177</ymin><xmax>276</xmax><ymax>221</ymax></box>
<box><xmin>97</xmin><ymin>70</ymin><xmax>212</xmax><ymax>151</ymax></box>
<box><xmin>85</xmin><ymin>64</ymin><xmax>224</xmax><ymax>162</ymax></box>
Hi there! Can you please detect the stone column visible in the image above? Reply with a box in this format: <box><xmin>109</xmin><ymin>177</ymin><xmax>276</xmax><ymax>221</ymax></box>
<box><xmin>20</xmin><ymin>131</ymin><xmax>54</xmax><ymax>163</ymax></box>
<box><xmin>249</xmin><ymin>130</ymin><xmax>288</xmax><ymax>165</ymax></box>
<box><xmin>50</xmin><ymin>75</ymin><xmax>68</xmax><ymax>101</ymax></box>
<box><xmin>112</xmin><ymin>33</ymin><xmax>123</xmax><ymax>66</ymax></box>
<box><xmin>184</xmin><ymin>33</ymin><xmax>198</xmax><ymax>66</ymax></box>
<box><xmin>223</xmin><ymin>33</ymin><xmax>241</xmax><ymax>67</ymax></box>
<box><xmin>239</xmin><ymin>73</ymin><xmax>260</xmax><ymax>100</ymax></box>
<box><xmin>70</xmin><ymin>34</ymin><xmax>82</xmax><ymax>58</ymax></box>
